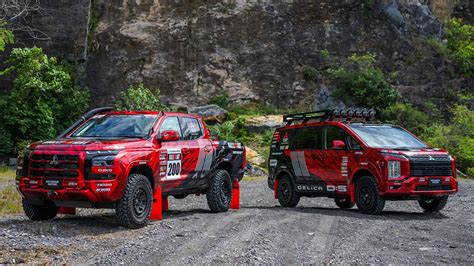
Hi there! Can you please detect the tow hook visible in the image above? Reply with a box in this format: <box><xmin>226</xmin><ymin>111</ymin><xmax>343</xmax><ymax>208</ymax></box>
<box><xmin>47</xmin><ymin>190</ymin><xmax>58</xmax><ymax>197</ymax></box>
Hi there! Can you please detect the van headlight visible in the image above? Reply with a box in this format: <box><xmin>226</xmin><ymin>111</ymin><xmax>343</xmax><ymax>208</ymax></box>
<box><xmin>388</xmin><ymin>161</ymin><xmax>401</xmax><ymax>179</ymax></box>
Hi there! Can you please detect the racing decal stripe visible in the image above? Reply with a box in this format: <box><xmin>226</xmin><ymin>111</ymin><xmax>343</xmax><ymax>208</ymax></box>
<box><xmin>195</xmin><ymin>148</ymin><xmax>205</xmax><ymax>172</ymax></box>
<box><xmin>290</xmin><ymin>151</ymin><xmax>303</xmax><ymax>177</ymax></box>
<box><xmin>202</xmin><ymin>152</ymin><xmax>213</xmax><ymax>172</ymax></box>
<box><xmin>297</xmin><ymin>151</ymin><xmax>310</xmax><ymax>177</ymax></box>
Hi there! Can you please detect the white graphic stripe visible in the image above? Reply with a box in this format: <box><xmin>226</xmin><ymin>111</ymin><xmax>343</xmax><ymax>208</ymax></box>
<box><xmin>291</xmin><ymin>152</ymin><xmax>303</xmax><ymax>177</ymax></box>
<box><xmin>298</xmin><ymin>151</ymin><xmax>310</xmax><ymax>177</ymax></box>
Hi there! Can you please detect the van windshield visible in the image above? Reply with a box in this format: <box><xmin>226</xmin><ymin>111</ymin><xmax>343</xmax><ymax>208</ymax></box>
<box><xmin>72</xmin><ymin>115</ymin><xmax>157</xmax><ymax>138</ymax></box>
<box><xmin>349</xmin><ymin>125</ymin><xmax>428</xmax><ymax>149</ymax></box>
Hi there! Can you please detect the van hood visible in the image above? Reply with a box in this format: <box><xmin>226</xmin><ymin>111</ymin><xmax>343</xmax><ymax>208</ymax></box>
<box><xmin>29</xmin><ymin>138</ymin><xmax>152</xmax><ymax>151</ymax></box>
<box><xmin>377</xmin><ymin>148</ymin><xmax>451</xmax><ymax>158</ymax></box>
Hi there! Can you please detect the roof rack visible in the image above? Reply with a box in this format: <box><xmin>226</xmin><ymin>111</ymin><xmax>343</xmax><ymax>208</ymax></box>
<box><xmin>283</xmin><ymin>108</ymin><xmax>376</xmax><ymax>126</ymax></box>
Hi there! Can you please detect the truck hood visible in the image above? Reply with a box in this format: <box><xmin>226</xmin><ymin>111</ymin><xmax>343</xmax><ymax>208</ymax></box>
<box><xmin>29</xmin><ymin>138</ymin><xmax>152</xmax><ymax>151</ymax></box>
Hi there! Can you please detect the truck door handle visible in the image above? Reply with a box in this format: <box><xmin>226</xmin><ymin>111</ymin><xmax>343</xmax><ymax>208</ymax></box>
<box><xmin>182</xmin><ymin>148</ymin><xmax>191</xmax><ymax>154</ymax></box>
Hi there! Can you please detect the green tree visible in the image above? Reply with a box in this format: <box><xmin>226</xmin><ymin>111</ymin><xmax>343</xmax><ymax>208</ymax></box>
<box><xmin>423</xmin><ymin>105</ymin><xmax>473</xmax><ymax>175</ymax></box>
<box><xmin>116</xmin><ymin>83</ymin><xmax>169</xmax><ymax>111</ymax></box>
<box><xmin>0</xmin><ymin>20</ymin><xmax>14</xmax><ymax>52</ymax></box>
<box><xmin>328</xmin><ymin>53</ymin><xmax>398</xmax><ymax>112</ymax></box>
<box><xmin>0</xmin><ymin>47</ymin><xmax>90</xmax><ymax>155</ymax></box>
<box><xmin>445</xmin><ymin>18</ymin><xmax>474</xmax><ymax>76</ymax></box>
<box><xmin>381</xmin><ymin>103</ymin><xmax>435</xmax><ymax>136</ymax></box>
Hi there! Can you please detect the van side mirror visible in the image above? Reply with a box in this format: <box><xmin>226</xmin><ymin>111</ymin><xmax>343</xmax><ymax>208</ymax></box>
<box><xmin>158</xmin><ymin>130</ymin><xmax>180</xmax><ymax>142</ymax></box>
<box><xmin>332</xmin><ymin>140</ymin><xmax>346</xmax><ymax>150</ymax></box>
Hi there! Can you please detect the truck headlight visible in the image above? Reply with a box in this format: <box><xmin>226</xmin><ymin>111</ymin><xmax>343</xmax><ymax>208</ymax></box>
<box><xmin>92</xmin><ymin>155</ymin><xmax>116</xmax><ymax>167</ymax></box>
<box><xmin>388</xmin><ymin>161</ymin><xmax>401</xmax><ymax>179</ymax></box>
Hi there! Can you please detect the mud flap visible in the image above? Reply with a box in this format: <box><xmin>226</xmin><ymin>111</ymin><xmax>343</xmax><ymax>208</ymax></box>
<box><xmin>274</xmin><ymin>179</ymin><xmax>279</xmax><ymax>199</ymax></box>
<box><xmin>349</xmin><ymin>182</ymin><xmax>356</xmax><ymax>205</ymax></box>
<box><xmin>150</xmin><ymin>186</ymin><xmax>163</xmax><ymax>221</ymax></box>
<box><xmin>58</xmin><ymin>207</ymin><xmax>76</xmax><ymax>215</ymax></box>
<box><xmin>162</xmin><ymin>197</ymin><xmax>169</xmax><ymax>212</ymax></box>
<box><xmin>230</xmin><ymin>180</ymin><xmax>240</xmax><ymax>209</ymax></box>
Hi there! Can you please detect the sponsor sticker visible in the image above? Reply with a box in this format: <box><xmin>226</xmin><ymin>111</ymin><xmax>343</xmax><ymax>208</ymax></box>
<box><xmin>269</xmin><ymin>159</ymin><xmax>278</xmax><ymax>167</ymax></box>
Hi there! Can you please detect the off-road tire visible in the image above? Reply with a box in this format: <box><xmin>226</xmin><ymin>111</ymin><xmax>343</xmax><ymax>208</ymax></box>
<box><xmin>116</xmin><ymin>174</ymin><xmax>153</xmax><ymax>229</ymax></box>
<box><xmin>22</xmin><ymin>199</ymin><xmax>59</xmax><ymax>221</ymax></box>
<box><xmin>335</xmin><ymin>197</ymin><xmax>355</xmax><ymax>209</ymax></box>
<box><xmin>418</xmin><ymin>196</ymin><xmax>449</xmax><ymax>212</ymax></box>
<box><xmin>277</xmin><ymin>175</ymin><xmax>300</xmax><ymax>208</ymax></box>
<box><xmin>206</xmin><ymin>169</ymin><xmax>233</xmax><ymax>213</ymax></box>
<box><xmin>355</xmin><ymin>176</ymin><xmax>385</xmax><ymax>214</ymax></box>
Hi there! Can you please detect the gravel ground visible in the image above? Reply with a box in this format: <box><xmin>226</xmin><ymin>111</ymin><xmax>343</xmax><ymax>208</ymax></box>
<box><xmin>0</xmin><ymin>178</ymin><xmax>473</xmax><ymax>264</ymax></box>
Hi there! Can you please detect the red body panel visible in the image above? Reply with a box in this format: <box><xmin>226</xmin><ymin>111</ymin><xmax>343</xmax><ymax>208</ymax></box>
<box><xmin>17</xmin><ymin>111</ymin><xmax>246</xmax><ymax>207</ymax></box>
<box><xmin>268</xmin><ymin>121</ymin><xmax>458</xmax><ymax>200</ymax></box>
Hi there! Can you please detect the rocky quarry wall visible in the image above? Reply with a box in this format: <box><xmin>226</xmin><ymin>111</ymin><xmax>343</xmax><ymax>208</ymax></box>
<box><xmin>11</xmin><ymin>0</ymin><xmax>474</xmax><ymax>109</ymax></box>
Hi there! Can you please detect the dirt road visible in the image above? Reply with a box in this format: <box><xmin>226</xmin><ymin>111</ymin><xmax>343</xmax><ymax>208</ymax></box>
<box><xmin>1</xmin><ymin>178</ymin><xmax>473</xmax><ymax>264</ymax></box>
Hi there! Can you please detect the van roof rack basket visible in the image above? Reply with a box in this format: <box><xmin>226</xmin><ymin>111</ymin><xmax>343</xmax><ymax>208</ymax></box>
<box><xmin>283</xmin><ymin>108</ymin><xmax>376</xmax><ymax>126</ymax></box>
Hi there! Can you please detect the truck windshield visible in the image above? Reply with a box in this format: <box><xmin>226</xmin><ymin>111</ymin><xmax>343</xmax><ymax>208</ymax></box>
<box><xmin>71</xmin><ymin>115</ymin><xmax>158</xmax><ymax>138</ymax></box>
<box><xmin>349</xmin><ymin>125</ymin><xmax>428</xmax><ymax>149</ymax></box>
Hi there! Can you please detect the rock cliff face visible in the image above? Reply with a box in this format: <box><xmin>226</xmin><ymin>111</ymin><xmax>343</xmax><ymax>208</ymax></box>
<box><xmin>7</xmin><ymin>0</ymin><xmax>473</xmax><ymax>109</ymax></box>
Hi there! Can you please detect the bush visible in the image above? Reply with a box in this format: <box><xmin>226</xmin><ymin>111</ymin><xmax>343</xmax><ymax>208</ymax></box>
<box><xmin>445</xmin><ymin>18</ymin><xmax>474</xmax><ymax>76</ymax></box>
<box><xmin>328</xmin><ymin>53</ymin><xmax>398</xmax><ymax>112</ymax></box>
<box><xmin>302</xmin><ymin>65</ymin><xmax>317</xmax><ymax>81</ymax></box>
<box><xmin>0</xmin><ymin>20</ymin><xmax>14</xmax><ymax>52</ymax></box>
<box><xmin>381</xmin><ymin>103</ymin><xmax>436</xmax><ymax>136</ymax></box>
<box><xmin>208</xmin><ymin>90</ymin><xmax>230</xmax><ymax>109</ymax></box>
<box><xmin>0</xmin><ymin>47</ymin><xmax>90</xmax><ymax>155</ymax></box>
<box><xmin>423</xmin><ymin>105</ymin><xmax>473</xmax><ymax>174</ymax></box>
<box><xmin>116</xmin><ymin>84</ymin><xmax>169</xmax><ymax>111</ymax></box>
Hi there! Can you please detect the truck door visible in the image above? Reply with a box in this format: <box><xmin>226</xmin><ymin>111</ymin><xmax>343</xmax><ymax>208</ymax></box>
<box><xmin>158</xmin><ymin>116</ymin><xmax>186</xmax><ymax>183</ymax></box>
<box><xmin>179</xmin><ymin>116</ymin><xmax>212</xmax><ymax>185</ymax></box>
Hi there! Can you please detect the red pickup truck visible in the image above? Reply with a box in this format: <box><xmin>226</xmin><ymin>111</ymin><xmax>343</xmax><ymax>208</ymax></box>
<box><xmin>16</xmin><ymin>108</ymin><xmax>246</xmax><ymax>228</ymax></box>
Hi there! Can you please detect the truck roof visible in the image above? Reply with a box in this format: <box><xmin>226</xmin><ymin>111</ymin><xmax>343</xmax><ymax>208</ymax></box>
<box><xmin>100</xmin><ymin>111</ymin><xmax>201</xmax><ymax>119</ymax></box>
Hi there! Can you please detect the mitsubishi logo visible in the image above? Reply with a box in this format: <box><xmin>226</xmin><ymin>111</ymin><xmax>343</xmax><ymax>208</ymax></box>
<box><xmin>50</xmin><ymin>155</ymin><xmax>60</xmax><ymax>166</ymax></box>
<box><xmin>428</xmin><ymin>155</ymin><xmax>435</xmax><ymax>161</ymax></box>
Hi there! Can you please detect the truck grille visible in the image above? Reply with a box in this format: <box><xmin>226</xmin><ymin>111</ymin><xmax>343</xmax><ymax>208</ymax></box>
<box><xmin>409</xmin><ymin>155</ymin><xmax>452</xmax><ymax>177</ymax></box>
<box><xmin>415</xmin><ymin>185</ymin><xmax>453</xmax><ymax>191</ymax></box>
<box><xmin>29</xmin><ymin>154</ymin><xmax>79</xmax><ymax>178</ymax></box>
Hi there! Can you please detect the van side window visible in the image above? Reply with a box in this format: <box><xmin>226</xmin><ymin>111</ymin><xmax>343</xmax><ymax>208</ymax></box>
<box><xmin>180</xmin><ymin>117</ymin><xmax>203</xmax><ymax>140</ymax></box>
<box><xmin>347</xmin><ymin>135</ymin><xmax>362</xmax><ymax>150</ymax></box>
<box><xmin>293</xmin><ymin>127</ymin><xmax>322</xmax><ymax>150</ymax></box>
<box><xmin>324</xmin><ymin>126</ymin><xmax>346</xmax><ymax>149</ymax></box>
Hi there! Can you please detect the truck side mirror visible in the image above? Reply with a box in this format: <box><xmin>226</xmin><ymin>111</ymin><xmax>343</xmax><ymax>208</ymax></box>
<box><xmin>158</xmin><ymin>130</ymin><xmax>180</xmax><ymax>142</ymax></box>
<box><xmin>332</xmin><ymin>140</ymin><xmax>346</xmax><ymax>150</ymax></box>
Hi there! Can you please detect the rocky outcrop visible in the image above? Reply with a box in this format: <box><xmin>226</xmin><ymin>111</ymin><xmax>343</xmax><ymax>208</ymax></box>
<box><xmin>189</xmin><ymin>105</ymin><xmax>228</xmax><ymax>124</ymax></box>
<box><xmin>6</xmin><ymin>0</ymin><xmax>472</xmax><ymax>110</ymax></box>
<box><xmin>244</xmin><ymin>115</ymin><xmax>283</xmax><ymax>134</ymax></box>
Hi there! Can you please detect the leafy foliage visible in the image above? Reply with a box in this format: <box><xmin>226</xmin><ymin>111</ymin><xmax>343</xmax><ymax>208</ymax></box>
<box><xmin>208</xmin><ymin>90</ymin><xmax>231</xmax><ymax>109</ymax></box>
<box><xmin>116</xmin><ymin>84</ymin><xmax>169</xmax><ymax>111</ymax></box>
<box><xmin>302</xmin><ymin>65</ymin><xmax>317</xmax><ymax>81</ymax></box>
<box><xmin>0</xmin><ymin>20</ymin><xmax>14</xmax><ymax>52</ymax></box>
<box><xmin>381</xmin><ymin>103</ymin><xmax>435</xmax><ymax>136</ymax></box>
<box><xmin>445</xmin><ymin>18</ymin><xmax>474</xmax><ymax>76</ymax></box>
<box><xmin>328</xmin><ymin>53</ymin><xmax>398</xmax><ymax>112</ymax></box>
<box><xmin>422</xmin><ymin>105</ymin><xmax>473</xmax><ymax>176</ymax></box>
<box><xmin>0</xmin><ymin>47</ymin><xmax>90</xmax><ymax>155</ymax></box>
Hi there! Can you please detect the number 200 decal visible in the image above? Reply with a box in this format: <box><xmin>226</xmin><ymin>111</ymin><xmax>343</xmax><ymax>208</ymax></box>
<box><xmin>166</xmin><ymin>149</ymin><xmax>182</xmax><ymax>180</ymax></box>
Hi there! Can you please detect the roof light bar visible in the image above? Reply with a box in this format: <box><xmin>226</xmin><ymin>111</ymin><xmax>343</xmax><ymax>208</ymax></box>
<box><xmin>283</xmin><ymin>108</ymin><xmax>376</xmax><ymax>126</ymax></box>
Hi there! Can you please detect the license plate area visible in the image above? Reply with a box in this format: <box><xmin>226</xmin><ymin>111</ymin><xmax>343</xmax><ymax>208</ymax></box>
<box><xmin>429</xmin><ymin>178</ymin><xmax>442</xmax><ymax>186</ymax></box>
<box><xmin>43</xmin><ymin>179</ymin><xmax>62</xmax><ymax>189</ymax></box>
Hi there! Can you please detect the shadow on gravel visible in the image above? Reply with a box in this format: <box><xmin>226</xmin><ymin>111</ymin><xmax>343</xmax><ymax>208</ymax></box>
<box><xmin>0</xmin><ymin>214</ymin><xmax>127</xmax><ymax>237</ymax></box>
<box><xmin>242</xmin><ymin>205</ymin><xmax>449</xmax><ymax>221</ymax></box>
